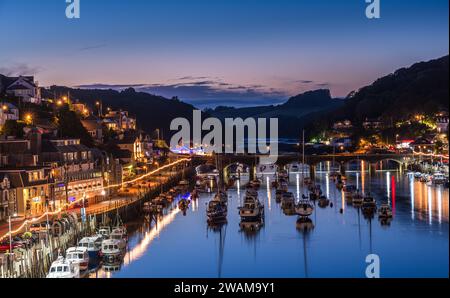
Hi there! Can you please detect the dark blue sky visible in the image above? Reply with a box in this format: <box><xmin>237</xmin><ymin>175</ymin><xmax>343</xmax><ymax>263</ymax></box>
<box><xmin>0</xmin><ymin>0</ymin><xmax>448</xmax><ymax>107</ymax></box>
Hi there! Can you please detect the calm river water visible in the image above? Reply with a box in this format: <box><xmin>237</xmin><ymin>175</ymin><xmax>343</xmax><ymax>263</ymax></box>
<box><xmin>90</xmin><ymin>163</ymin><xmax>449</xmax><ymax>278</ymax></box>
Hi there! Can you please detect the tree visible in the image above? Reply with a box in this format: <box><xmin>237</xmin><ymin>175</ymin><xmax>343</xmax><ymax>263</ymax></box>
<box><xmin>56</xmin><ymin>106</ymin><xmax>94</xmax><ymax>147</ymax></box>
<box><xmin>1</xmin><ymin>120</ymin><xmax>26</xmax><ymax>138</ymax></box>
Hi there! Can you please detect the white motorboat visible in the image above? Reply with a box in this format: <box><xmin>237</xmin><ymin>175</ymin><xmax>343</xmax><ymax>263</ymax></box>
<box><xmin>78</xmin><ymin>236</ymin><xmax>102</xmax><ymax>259</ymax></box>
<box><xmin>295</xmin><ymin>198</ymin><xmax>314</xmax><ymax>217</ymax></box>
<box><xmin>65</xmin><ymin>247</ymin><xmax>89</xmax><ymax>271</ymax></box>
<box><xmin>46</xmin><ymin>256</ymin><xmax>80</xmax><ymax>278</ymax></box>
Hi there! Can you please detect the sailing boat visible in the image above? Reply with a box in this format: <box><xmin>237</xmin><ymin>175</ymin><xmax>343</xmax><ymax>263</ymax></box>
<box><xmin>207</xmin><ymin>153</ymin><xmax>228</xmax><ymax>223</ymax></box>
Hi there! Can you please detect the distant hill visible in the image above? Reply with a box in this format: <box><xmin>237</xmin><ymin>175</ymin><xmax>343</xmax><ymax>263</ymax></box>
<box><xmin>208</xmin><ymin>89</ymin><xmax>344</xmax><ymax>137</ymax></box>
<box><xmin>334</xmin><ymin>55</ymin><xmax>449</xmax><ymax>123</ymax></box>
<box><xmin>45</xmin><ymin>86</ymin><xmax>200</xmax><ymax>140</ymax></box>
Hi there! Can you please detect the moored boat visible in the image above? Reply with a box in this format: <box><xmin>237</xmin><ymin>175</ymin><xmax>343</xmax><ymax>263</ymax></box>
<box><xmin>46</xmin><ymin>256</ymin><xmax>80</xmax><ymax>278</ymax></box>
<box><xmin>101</xmin><ymin>239</ymin><xmax>124</xmax><ymax>263</ymax></box>
<box><xmin>295</xmin><ymin>196</ymin><xmax>314</xmax><ymax>217</ymax></box>
<box><xmin>78</xmin><ymin>236</ymin><xmax>102</xmax><ymax>259</ymax></box>
<box><xmin>65</xmin><ymin>247</ymin><xmax>89</xmax><ymax>271</ymax></box>
<box><xmin>239</xmin><ymin>194</ymin><xmax>264</xmax><ymax>222</ymax></box>
<box><xmin>378</xmin><ymin>203</ymin><xmax>393</xmax><ymax>219</ymax></box>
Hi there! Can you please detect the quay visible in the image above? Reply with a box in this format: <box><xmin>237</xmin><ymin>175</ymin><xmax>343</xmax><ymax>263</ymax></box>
<box><xmin>0</xmin><ymin>157</ymin><xmax>194</xmax><ymax>278</ymax></box>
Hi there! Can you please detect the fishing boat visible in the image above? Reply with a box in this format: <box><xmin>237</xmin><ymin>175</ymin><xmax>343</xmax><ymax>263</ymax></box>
<box><xmin>432</xmin><ymin>172</ymin><xmax>447</xmax><ymax>185</ymax></box>
<box><xmin>295</xmin><ymin>196</ymin><xmax>314</xmax><ymax>217</ymax></box>
<box><xmin>239</xmin><ymin>194</ymin><xmax>264</xmax><ymax>222</ymax></box>
<box><xmin>78</xmin><ymin>236</ymin><xmax>102</xmax><ymax>259</ymax></box>
<box><xmin>65</xmin><ymin>247</ymin><xmax>89</xmax><ymax>271</ymax></box>
<box><xmin>206</xmin><ymin>196</ymin><xmax>227</xmax><ymax>223</ymax></box>
<box><xmin>178</xmin><ymin>198</ymin><xmax>190</xmax><ymax>211</ymax></box>
<box><xmin>378</xmin><ymin>204</ymin><xmax>393</xmax><ymax>219</ymax></box>
<box><xmin>110</xmin><ymin>226</ymin><xmax>128</xmax><ymax>244</ymax></box>
<box><xmin>46</xmin><ymin>256</ymin><xmax>80</xmax><ymax>278</ymax></box>
<box><xmin>97</xmin><ymin>226</ymin><xmax>111</xmax><ymax>240</ymax></box>
<box><xmin>101</xmin><ymin>239</ymin><xmax>124</xmax><ymax>262</ymax></box>
<box><xmin>362</xmin><ymin>194</ymin><xmax>377</xmax><ymax>210</ymax></box>
<box><xmin>318</xmin><ymin>195</ymin><xmax>330</xmax><ymax>208</ymax></box>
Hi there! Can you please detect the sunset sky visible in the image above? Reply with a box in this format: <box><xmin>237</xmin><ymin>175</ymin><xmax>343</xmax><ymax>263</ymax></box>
<box><xmin>0</xmin><ymin>0</ymin><xmax>448</xmax><ymax>107</ymax></box>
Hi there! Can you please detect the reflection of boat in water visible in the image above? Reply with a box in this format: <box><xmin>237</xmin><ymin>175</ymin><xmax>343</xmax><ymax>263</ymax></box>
<box><xmin>239</xmin><ymin>193</ymin><xmax>264</xmax><ymax>221</ymax></box>
<box><xmin>102</xmin><ymin>263</ymin><xmax>122</xmax><ymax>273</ymax></box>
<box><xmin>239</xmin><ymin>221</ymin><xmax>263</xmax><ymax>237</ymax></box>
<box><xmin>379</xmin><ymin>217</ymin><xmax>393</xmax><ymax>227</ymax></box>
<box><xmin>295</xmin><ymin>196</ymin><xmax>314</xmax><ymax>217</ymax></box>
<box><xmin>296</xmin><ymin>217</ymin><xmax>314</xmax><ymax>233</ymax></box>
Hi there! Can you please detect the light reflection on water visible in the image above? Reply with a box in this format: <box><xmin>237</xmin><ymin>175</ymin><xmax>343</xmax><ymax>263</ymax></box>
<box><xmin>90</xmin><ymin>165</ymin><xmax>448</xmax><ymax>278</ymax></box>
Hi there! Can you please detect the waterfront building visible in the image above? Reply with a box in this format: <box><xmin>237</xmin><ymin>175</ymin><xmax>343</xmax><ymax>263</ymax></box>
<box><xmin>0</xmin><ymin>167</ymin><xmax>52</xmax><ymax>218</ymax></box>
<box><xmin>41</xmin><ymin>138</ymin><xmax>104</xmax><ymax>208</ymax></box>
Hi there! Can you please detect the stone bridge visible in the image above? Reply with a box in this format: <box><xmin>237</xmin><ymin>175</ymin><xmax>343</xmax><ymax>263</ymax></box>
<box><xmin>192</xmin><ymin>153</ymin><xmax>418</xmax><ymax>178</ymax></box>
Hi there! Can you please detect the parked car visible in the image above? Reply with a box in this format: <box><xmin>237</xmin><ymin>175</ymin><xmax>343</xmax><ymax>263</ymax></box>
<box><xmin>0</xmin><ymin>241</ymin><xmax>23</xmax><ymax>253</ymax></box>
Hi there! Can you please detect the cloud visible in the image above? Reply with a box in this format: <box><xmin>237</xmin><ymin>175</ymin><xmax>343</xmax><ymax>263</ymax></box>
<box><xmin>76</xmin><ymin>78</ymin><xmax>290</xmax><ymax>108</ymax></box>
<box><xmin>0</xmin><ymin>63</ymin><xmax>42</xmax><ymax>76</ymax></box>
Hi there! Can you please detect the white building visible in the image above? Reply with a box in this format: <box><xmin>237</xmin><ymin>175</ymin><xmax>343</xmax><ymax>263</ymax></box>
<box><xmin>6</xmin><ymin>76</ymin><xmax>41</xmax><ymax>104</ymax></box>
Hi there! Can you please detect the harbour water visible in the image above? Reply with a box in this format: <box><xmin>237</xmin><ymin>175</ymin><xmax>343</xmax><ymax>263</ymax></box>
<box><xmin>90</xmin><ymin>163</ymin><xmax>449</xmax><ymax>278</ymax></box>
